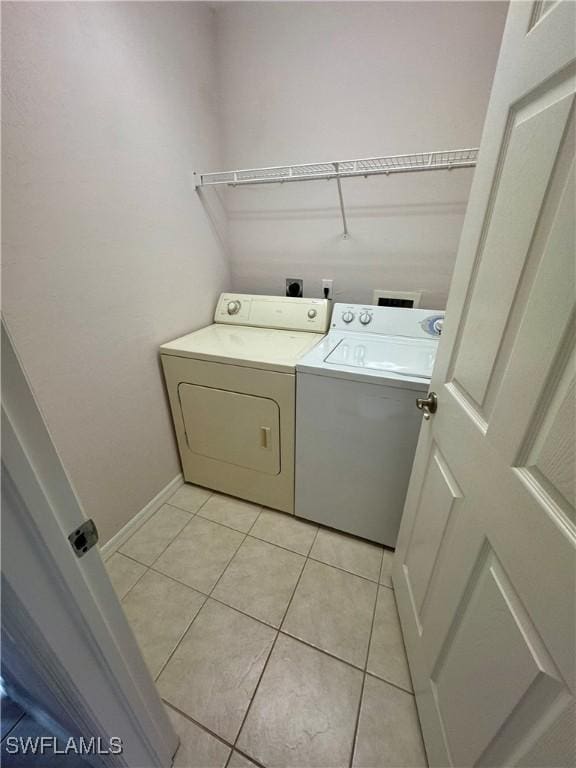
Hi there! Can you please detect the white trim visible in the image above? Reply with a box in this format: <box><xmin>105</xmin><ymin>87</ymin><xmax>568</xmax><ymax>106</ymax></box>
<box><xmin>100</xmin><ymin>474</ymin><xmax>184</xmax><ymax>561</ymax></box>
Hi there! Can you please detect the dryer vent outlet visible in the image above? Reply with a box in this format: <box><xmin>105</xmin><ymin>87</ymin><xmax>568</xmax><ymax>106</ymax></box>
<box><xmin>286</xmin><ymin>278</ymin><xmax>303</xmax><ymax>298</ymax></box>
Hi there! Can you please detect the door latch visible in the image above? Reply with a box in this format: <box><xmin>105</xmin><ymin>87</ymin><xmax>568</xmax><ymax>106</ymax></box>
<box><xmin>416</xmin><ymin>392</ymin><xmax>438</xmax><ymax>420</ymax></box>
<box><xmin>68</xmin><ymin>519</ymin><xmax>99</xmax><ymax>557</ymax></box>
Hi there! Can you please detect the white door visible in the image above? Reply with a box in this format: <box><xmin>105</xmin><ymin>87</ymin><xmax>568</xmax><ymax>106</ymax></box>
<box><xmin>393</xmin><ymin>3</ymin><xmax>576</xmax><ymax>766</ymax></box>
<box><xmin>1</xmin><ymin>322</ymin><xmax>178</xmax><ymax>766</ymax></box>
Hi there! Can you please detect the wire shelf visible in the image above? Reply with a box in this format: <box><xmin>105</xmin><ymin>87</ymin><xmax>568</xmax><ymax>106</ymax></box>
<box><xmin>196</xmin><ymin>148</ymin><xmax>478</xmax><ymax>187</ymax></box>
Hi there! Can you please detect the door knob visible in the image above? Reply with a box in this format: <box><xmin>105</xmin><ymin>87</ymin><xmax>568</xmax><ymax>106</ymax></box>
<box><xmin>416</xmin><ymin>392</ymin><xmax>438</xmax><ymax>420</ymax></box>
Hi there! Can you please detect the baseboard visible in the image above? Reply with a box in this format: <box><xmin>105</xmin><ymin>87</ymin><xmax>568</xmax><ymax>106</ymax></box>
<box><xmin>99</xmin><ymin>473</ymin><xmax>183</xmax><ymax>561</ymax></box>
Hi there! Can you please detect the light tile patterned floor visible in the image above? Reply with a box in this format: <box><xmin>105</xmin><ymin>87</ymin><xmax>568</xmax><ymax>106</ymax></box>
<box><xmin>106</xmin><ymin>484</ymin><xmax>427</xmax><ymax>768</ymax></box>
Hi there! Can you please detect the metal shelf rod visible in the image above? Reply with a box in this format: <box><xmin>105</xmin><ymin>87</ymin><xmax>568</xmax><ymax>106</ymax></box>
<box><xmin>195</xmin><ymin>147</ymin><xmax>479</xmax><ymax>238</ymax></box>
<box><xmin>334</xmin><ymin>162</ymin><xmax>349</xmax><ymax>239</ymax></box>
<box><xmin>196</xmin><ymin>147</ymin><xmax>478</xmax><ymax>187</ymax></box>
<box><xmin>198</xmin><ymin>162</ymin><xmax>473</xmax><ymax>186</ymax></box>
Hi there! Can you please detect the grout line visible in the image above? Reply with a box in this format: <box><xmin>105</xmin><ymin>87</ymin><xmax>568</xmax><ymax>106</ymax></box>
<box><xmin>377</xmin><ymin>544</ymin><xmax>386</xmax><ymax>585</ymax></box>
<box><xmin>195</xmin><ymin>509</ymin><xmax>262</xmax><ymax>537</ymax></box>
<box><xmin>278</xmin><ymin>525</ymin><xmax>321</xmax><ymax>633</ymax></box>
<box><xmin>143</xmin><ymin>515</ymin><xmax>197</xmax><ymax>568</ymax></box>
<box><xmin>112</xmin><ymin>550</ymin><xmax>153</xmax><ymax>569</ymax></box>
<box><xmin>348</xmin><ymin>547</ymin><xmax>384</xmax><ymax>768</ymax></box>
<box><xmin>277</xmin><ymin>629</ymin><xmax>365</xmax><ymax>675</ymax></box>
<box><xmin>228</xmin><ymin>629</ymin><xmax>281</xmax><ymax>761</ymax></box>
<box><xmin>164</xmin><ymin>501</ymin><xmax>201</xmax><ymax>516</ymax></box>
<box><xmin>364</xmin><ymin>670</ymin><xmax>415</xmax><ymax>697</ymax></box>
<box><xmin>145</xmin><ymin>524</ymin><xmax>253</xmax><ymax>687</ymax></box>
<box><xmin>164</xmin><ymin>698</ymin><xmax>269</xmax><ymax>768</ymax></box>
<box><xmin>152</xmin><ymin>594</ymin><xmax>210</xmax><ymax>683</ymax></box>
<box><xmin>229</xmin><ymin>747</ymin><xmax>266</xmax><ymax>768</ymax></box>
<box><xmin>228</xmin><ymin>526</ymin><xmax>322</xmax><ymax>761</ymax></box>
<box><xmin>116</xmin><ymin>564</ymin><xmax>150</xmax><ymax>603</ymax></box>
<box><xmin>167</xmin><ymin>489</ymin><xmax>214</xmax><ymax>516</ymax></box>
<box><xmin>350</xmin><ymin>671</ymin><xmax>366</xmax><ymax>768</ymax></box>
<box><xmin>147</xmin><ymin>566</ymin><xmax>209</xmax><ymax>599</ymax></box>
<box><xmin>147</xmin><ymin>565</ymin><xmax>285</xmax><ymax>632</ymax></box>
<box><xmin>247</xmin><ymin>530</ymin><xmax>316</xmax><ymax>558</ymax></box>
<box><xmin>246</xmin><ymin>507</ymin><xmax>264</xmax><ymax>534</ymax></box>
<box><xmin>117</xmin><ymin>510</ymin><xmax>198</xmax><ymax>570</ymax></box>
<box><xmin>144</xmin><ymin>566</ymin><xmax>270</xmax><ymax>632</ymax></box>
<box><xmin>163</xmin><ymin>699</ymin><xmax>235</xmax><ymax>751</ymax></box>
<box><xmin>306</xmin><ymin>553</ymin><xmax>381</xmax><ymax>584</ymax></box>
<box><xmin>245</xmin><ymin>521</ymin><xmax>383</xmax><ymax>577</ymax></box>
<box><xmin>137</xmin><ymin>509</ymin><xmax>219</xmax><ymax>680</ymax></box>
<box><xmin>206</xmin><ymin>531</ymin><xmax>250</xmax><ymax>598</ymax></box>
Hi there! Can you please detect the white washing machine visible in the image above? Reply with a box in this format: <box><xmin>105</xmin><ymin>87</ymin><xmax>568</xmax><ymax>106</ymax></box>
<box><xmin>160</xmin><ymin>294</ymin><xmax>330</xmax><ymax>513</ymax></box>
<box><xmin>295</xmin><ymin>304</ymin><xmax>444</xmax><ymax>546</ymax></box>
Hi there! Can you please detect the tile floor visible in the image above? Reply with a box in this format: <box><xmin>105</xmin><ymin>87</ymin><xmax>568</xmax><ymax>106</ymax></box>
<box><xmin>105</xmin><ymin>484</ymin><xmax>427</xmax><ymax>768</ymax></box>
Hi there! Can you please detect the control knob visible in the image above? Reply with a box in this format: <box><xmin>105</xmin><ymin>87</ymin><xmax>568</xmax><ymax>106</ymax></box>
<box><xmin>342</xmin><ymin>311</ymin><xmax>355</xmax><ymax>324</ymax></box>
<box><xmin>227</xmin><ymin>300</ymin><xmax>241</xmax><ymax>315</ymax></box>
<box><xmin>307</xmin><ymin>309</ymin><xmax>317</xmax><ymax>319</ymax></box>
<box><xmin>359</xmin><ymin>311</ymin><xmax>373</xmax><ymax>325</ymax></box>
<box><xmin>433</xmin><ymin>318</ymin><xmax>444</xmax><ymax>335</ymax></box>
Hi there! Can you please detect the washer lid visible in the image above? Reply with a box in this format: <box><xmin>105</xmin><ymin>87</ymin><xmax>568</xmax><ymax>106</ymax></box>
<box><xmin>325</xmin><ymin>336</ymin><xmax>437</xmax><ymax>378</ymax></box>
<box><xmin>160</xmin><ymin>324</ymin><xmax>325</xmax><ymax>373</ymax></box>
<box><xmin>296</xmin><ymin>330</ymin><xmax>439</xmax><ymax>389</ymax></box>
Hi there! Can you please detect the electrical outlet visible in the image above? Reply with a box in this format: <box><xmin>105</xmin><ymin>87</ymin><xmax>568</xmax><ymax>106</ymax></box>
<box><xmin>321</xmin><ymin>279</ymin><xmax>333</xmax><ymax>299</ymax></box>
<box><xmin>286</xmin><ymin>278</ymin><xmax>303</xmax><ymax>298</ymax></box>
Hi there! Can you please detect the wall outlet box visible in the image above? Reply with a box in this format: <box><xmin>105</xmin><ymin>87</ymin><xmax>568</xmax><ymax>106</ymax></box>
<box><xmin>286</xmin><ymin>278</ymin><xmax>303</xmax><ymax>297</ymax></box>
<box><xmin>321</xmin><ymin>279</ymin><xmax>333</xmax><ymax>298</ymax></box>
<box><xmin>372</xmin><ymin>289</ymin><xmax>422</xmax><ymax>308</ymax></box>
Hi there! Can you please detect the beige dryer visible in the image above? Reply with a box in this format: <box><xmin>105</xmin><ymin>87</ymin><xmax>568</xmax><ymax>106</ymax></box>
<box><xmin>160</xmin><ymin>294</ymin><xmax>330</xmax><ymax>513</ymax></box>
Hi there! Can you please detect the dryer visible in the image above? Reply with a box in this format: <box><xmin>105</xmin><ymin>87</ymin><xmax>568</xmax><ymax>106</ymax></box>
<box><xmin>295</xmin><ymin>304</ymin><xmax>444</xmax><ymax>545</ymax></box>
<box><xmin>160</xmin><ymin>294</ymin><xmax>330</xmax><ymax>513</ymax></box>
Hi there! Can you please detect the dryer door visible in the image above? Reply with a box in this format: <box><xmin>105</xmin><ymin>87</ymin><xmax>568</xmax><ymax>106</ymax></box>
<box><xmin>178</xmin><ymin>384</ymin><xmax>280</xmax><ymax>475</ymax></box>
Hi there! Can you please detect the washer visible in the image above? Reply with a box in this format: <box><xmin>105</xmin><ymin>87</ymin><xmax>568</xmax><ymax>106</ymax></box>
<box><xmin>160</xmin><ymin>293</ymin><xmax>330</xmax><ymax>513</ymax></box>
<box><xmin>295</xmin><ymin>303</ymin><xmax>444</xmax><ymax>546</ymax></box>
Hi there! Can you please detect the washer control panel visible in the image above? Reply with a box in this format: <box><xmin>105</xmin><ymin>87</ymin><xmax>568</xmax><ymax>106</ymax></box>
<box><xmin>215</xmin><ymin>293</ymin><xmax>331</xmax><ymax>333</ymax></box>
<box><xmin>332</xmin><ymin>304</ymin><xmax>445</xmax><ymax>339</ymax></box>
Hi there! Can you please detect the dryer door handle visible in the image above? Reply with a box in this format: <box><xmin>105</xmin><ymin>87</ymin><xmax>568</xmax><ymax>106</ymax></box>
<box><xmin>260</xmin><ymin>426</ymin><xmax>271</xmax><ymax>449</ymax></box>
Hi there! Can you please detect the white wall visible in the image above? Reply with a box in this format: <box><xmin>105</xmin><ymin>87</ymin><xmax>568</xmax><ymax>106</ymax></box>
<box><xmin>2</xmin><ymin>2</ymin><xmax>230</xmax><ymax>542</ymax></box>
<box><xmin>2</xmin><ymin>1</ymin><xmax>507</xmax><ymax>542</ymax></box>
<box><xmin>215</xmin><ymin>1</ymin><xmax>508</xmax><ymax>308</ymax></box>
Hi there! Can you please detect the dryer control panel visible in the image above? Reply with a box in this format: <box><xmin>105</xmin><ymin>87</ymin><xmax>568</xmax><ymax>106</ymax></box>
<box><xmin>215</xmin><ymin>294</ymin><xmax>331</xmax><ymax>333</ymax></box>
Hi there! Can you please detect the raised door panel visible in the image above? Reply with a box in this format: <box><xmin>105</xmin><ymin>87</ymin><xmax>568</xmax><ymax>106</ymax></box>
<box><xmin>404</xmin><ymin>446</ymin><xmax>462</xmax><ymax>634</ymax></box>
<box><xmin>449</xmin><ymin>79</ymin><xmax>574</xmax><ymax>418</ymax></box>
<box><xmin>179</xmin><ymin>384</ymin><xmax>280</xmax><ymax>476</ymax></box>
<box><xmin>487</xmin><ymin>148</ymin><xmax>575</xmax><ymax>465</ymax></box>
<box><xmin>530</xmin><ymin>372</ymin><xmax>575</xmax><ymax>512</ymax></box>
<box><xmin>431</xmin><ymin>544</ymin><xmax>567</xmax><ymax>767</ymax></box>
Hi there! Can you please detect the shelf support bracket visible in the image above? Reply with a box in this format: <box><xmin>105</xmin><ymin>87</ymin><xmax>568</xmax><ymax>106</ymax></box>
<box><xmin>333</xmin><ymin>162</ymin><xmax>349</xmax><ymax>239</ymax></box>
